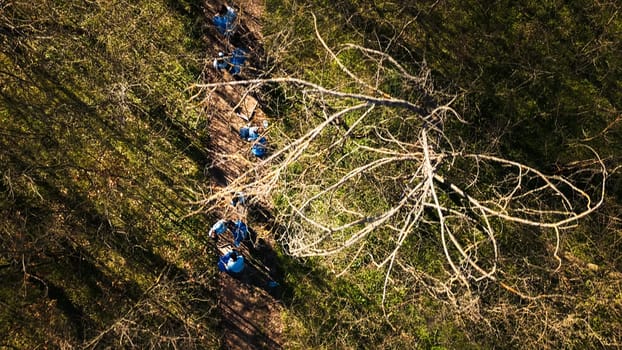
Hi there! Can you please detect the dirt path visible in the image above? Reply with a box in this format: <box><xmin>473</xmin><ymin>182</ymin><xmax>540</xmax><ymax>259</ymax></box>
<box><xmin>201</xmin><ymin>1</ymin><xmax>284</xmax><ymax>349</ymax></box>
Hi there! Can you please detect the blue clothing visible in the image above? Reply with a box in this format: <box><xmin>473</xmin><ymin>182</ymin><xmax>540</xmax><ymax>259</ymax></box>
<box><xmin>228</xmin><ymin>48</ymin><xmax>247</xmax><ymax>75</ymax></box>
<box><xmin>218</xmin><ymin>251</ymin><xmax>245</xmax><ymax>273</ymax></box>
<box><xmin>217</xmin><ymin>255</ymin><xmax>228</xmax><ymax>272</ymax></box>
<box><xmin>239</xmin><ymin>126</ymin><xmax>259</xmax><ymax>141</ymax></box>
<box><xmin>267</xmin><ymin>281</ymin><xmax>280</xmax><ymax>289</ymax></box>
<box><xmin>239</xmin><ymin>127</ymin><xmax>249</xmax><ymax>139</ymax></box>
<box><xmin>251</xmin><ymin>137</ymin><xmax>267</xmax><ymax>157</ymax></box>
<box><xmin>232</xmin><ymin>220</ymin><xmax>248</xmax><ymax>247</ymax></box>
<box><xmin>209</xmin><ymin>220</ymin><xmax>227</xmax><ymax>237</ymax></box>
<box><xmin>248</xmin><ymin>128</ymin><xmax>259</xmax><ymax>140</ymax></box>
<box><xmin>213</xmin><ymin>7</ymin><xmax>237</xmax><ymax>35</ymax></box>
<box><xmin>226</xmin><ymin>255</ymin><xmax>245</xmax><ymax>273</ymax></box>
<box><xmin>213</xmin><ymin>57</ymin><xmax>228</xmax><ymax>70</ymax></box>
<box><xmin>213</xmin><ymin>48</ymin><xmax>247</xmax><ymax>75</ymax></box>
<box><xmin>231</xmin><ymin>192</ymin><xmax>246</xmax><ymax>207</ymax></box>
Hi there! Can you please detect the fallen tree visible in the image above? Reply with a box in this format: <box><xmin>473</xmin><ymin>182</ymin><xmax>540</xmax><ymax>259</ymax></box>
<box><xmin>189</xmin><ymin>13</ymin><xmax>606</xmax><ymax>298</ymax></box>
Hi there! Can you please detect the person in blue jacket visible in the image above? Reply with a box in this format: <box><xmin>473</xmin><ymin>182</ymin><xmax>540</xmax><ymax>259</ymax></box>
<box><xmin>218</xmin><ymin>250</ymin><xmax>245</xmax><ymax>275</ymax></box>
<box><xmin>239</xmin><ymin>125</ymin><xmax>260</xmax><ymax>141</ymax></box>
<box><xmin>213</xmin><ymin>48</ymin><xmax>247</xmax><ymax>75</ymax></box>
<box><xmin>238</xmin><ymin>124</ymin><xmax>268</xmax><ymax>158</ymax></box>
<box><xmin>213</xmin><ymin>5</ymin><xmax>237</xmax><ymax>36</ymax></box>
<box><xmin>227</xmin><ymin>48</ymin><xmax>247</xmax><ymax>75</ymax></box>
<box><xmin>231</xmin><ymin>192</ymin><xmax>246</xmax><ymax>207</ymax></box>
<box><xmin>212</xmin><ymin>52</ymin><xmax>228</xmax><ymax>70</ymax></box>
<box><xmin>208</xmin><ymin>219</ymin><xmax>228</xmax><ymax>239</ymax></box>
<box><xmin>251</xmin><ymin>137</ymin><xmax>267</xmax><ymax>158</ymax></box>
<box><xmin>228</xmin><ymin>219</ymin><xmax>249</xmax><ymax>247</ymax></box>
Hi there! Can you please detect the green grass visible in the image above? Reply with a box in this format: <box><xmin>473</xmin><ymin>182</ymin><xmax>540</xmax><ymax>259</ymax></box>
<box><xmin>0</xmin><ymin>0</ymin><xmax>219</xmax><ymax>347</ymax></box>
<box><xmin>2</xmin><ymin>0</ymin><xmax>621</xmax><ymax>348</ymax></box>
<box><xmin>263</xmin><ymin>0</ymin><xmax>622</xmax><ymax>348</ymax></box>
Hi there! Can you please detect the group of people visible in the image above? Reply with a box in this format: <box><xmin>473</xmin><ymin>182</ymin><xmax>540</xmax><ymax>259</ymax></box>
<box><xmin>212</xmin><ymin>5</ymin><xmax>270</xmax><ymax>159</ymax></box>
<box><xmin>209</xmin><ymin>4</ymin><xmax>274</xmax><ymax>279</ymax></box>
<box><xmin>239</xmin><ymin>123</ymin><xmax>268</xmax><ymax>158</ymax></box>
<box><xmin>208</xmin><ymin>218</ymin><xmax>249</xmax><ymax>247</ymax></box>
<box><xmin>209</xmin><ymin>216</ymin><xmax>250</xmax><ymax>274</ymax></box>
<box><xmin>212</xmin><ymin>6</ymin><xmax>247</xmax><ymax>76</ymax></box>
<box><xmin>212</xmin><ymin>47</ymin><xmax>247</xmax><ymax>75</ymax></box>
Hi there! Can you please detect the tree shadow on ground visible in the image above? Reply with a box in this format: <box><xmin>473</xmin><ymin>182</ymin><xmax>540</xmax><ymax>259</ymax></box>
<box><xmin>215</xmin><ymin>236</ymin><xmax>284</xmax><ymax>349</ymax></box>
<box><xmin>218</xmin><ymin>271</ymin><xmax>283</xmax><ymax>349</ymax></box>
<box><xmin>0</xmin><ymin>59</ymin><xmax>221</xmax><ymax>347</ymax></box>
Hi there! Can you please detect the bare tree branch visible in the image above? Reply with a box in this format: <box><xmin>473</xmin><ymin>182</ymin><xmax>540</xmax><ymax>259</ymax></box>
<box><xmin>188</xmin><ymin>18</ymin><xmax>608</xmax><ymax>308</ymax></box>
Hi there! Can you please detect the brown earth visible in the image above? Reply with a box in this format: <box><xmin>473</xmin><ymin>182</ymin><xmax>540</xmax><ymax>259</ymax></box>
<box><xmin>201</xmin><ymin>1</ymin><xmax>284</xmax><ymax>349</ymax></box>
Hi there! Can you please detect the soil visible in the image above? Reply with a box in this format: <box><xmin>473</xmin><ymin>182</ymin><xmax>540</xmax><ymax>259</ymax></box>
<box><xmin>201</xmin><ymin>1</ymin><xmax>285</xmax><ymax>349</ymax></box>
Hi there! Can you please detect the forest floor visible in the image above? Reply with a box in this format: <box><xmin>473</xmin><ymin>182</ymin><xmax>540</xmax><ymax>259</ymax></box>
<box><xmin>201</xmin><ymin>1</ymin><xmax>285</xmax><ymax>349</ymax></box>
